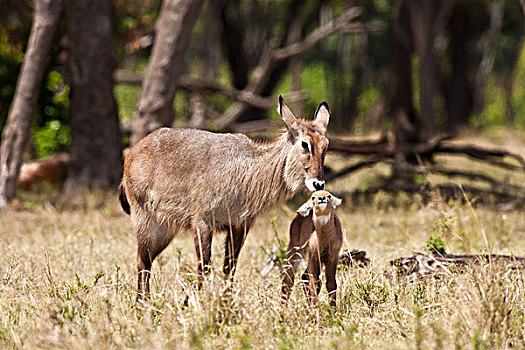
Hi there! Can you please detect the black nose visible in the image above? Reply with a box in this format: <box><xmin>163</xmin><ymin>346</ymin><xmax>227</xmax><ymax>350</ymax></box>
<box><xmin>313</xmin><ymin>181</ymin><xmax>325</xmax><ymax>190</ymax></box>
<box><xmin>318</xmin><ymin>196</ymin><xmax>326</xmax><ymax>201</ymax></box>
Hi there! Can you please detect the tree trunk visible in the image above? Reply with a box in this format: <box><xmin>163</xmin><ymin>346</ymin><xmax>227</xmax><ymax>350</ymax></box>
<box><xmin>473</xmin><ymin>0</ymin><xmax>504</xmax><ymax>118</ymax></box>
<box><xmin>409</xmin><ymin>0</ymin><xmax>440</xmax><ymax>139</ymax></box>
<box><xmin>62</xmin><ymin>0</ymin><xmax>122</xmax><ymax>196</ymax></box>
<box><xmin>0</xmin><ymin>0</ymin><xmax>64</xmax><ymax>209</ymax></box>
<box><xmin>446</xmin><ymin>2</ymin><xmax>473</xmax><ymax>132</ymax></box>
<box><xmin>130</xmin><ymin>0</ymin><xmax>203</xmax><ymax>145</ymax></box>
<box><xmin>388</xmin><ymin>0</ymin><xmax>417</xmax><ymax>149</ymax></box>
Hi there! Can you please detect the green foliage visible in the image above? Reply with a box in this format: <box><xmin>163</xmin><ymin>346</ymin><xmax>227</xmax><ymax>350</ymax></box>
<box><xmin>426</xmin><ymin>211</ymin><xmax>456</xmax><ymax>254</ymax></box>
<box><xmin>114</xmin><ymin>84</ymin><xmax>140</xmax><ymax>120</ymax></box>
<box><xmin>33</xmin><ymin>120</ymin><xmax>71</xmax><ymax>158</ymax></box>
<box><xmin>426</xmin><ymin>234</ymin><xmax>446</xmax><ymax>255</ymax></box>
<box><xmin>475</xmin><ymin>78</ymin><xmax>506</xmax><ymax>128</ymax></box>
<box><xmin>433</xmin><ymin>212</ymin><xmax>457</xmax><ymax>236</ymax></box>
<box><xmin>357</xmin><ymin>86</ymin><xmax>380</xmax><ymax>120</ymax></box>
<box><xmin>28</xmin><ymin>70</ymin><xmax>71</xmax><ymax>158</ymax></box>
<box><xmin>354</xmin><ymin>280</ymin><xmax>389</xmax><ymax>316</ymax></box>
<box><xmin>0</xmin><ymin>32</ymin><xmax>23</xmax><ymax>129</ymax></box>
<box><xmin>272</xmin><ymin>63</ymin><xmax>329</xmax><ymax>120</ymax></box>
<box><xmin>408</xmin><ymin>171</ymin><xmax>426</xmax><ymax>185</ymax></box>
<box><xmin>511</xmin><ymin>46</ymin><xmax>525</xmax><ymax>129</ymax></box>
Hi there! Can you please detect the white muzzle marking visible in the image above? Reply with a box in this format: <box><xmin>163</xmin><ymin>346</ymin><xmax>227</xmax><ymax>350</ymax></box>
<box><xmin>318</xmin><ymin>202</ymin><xmax>327</xmax><ymax>211</ymax></box>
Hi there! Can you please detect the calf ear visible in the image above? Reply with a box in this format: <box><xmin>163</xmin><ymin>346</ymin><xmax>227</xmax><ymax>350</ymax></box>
<box><xmin>331</xmin><ymin>196</ymin><xmax>342</xmax><ymax>209</ymax></box>
<box><xmin>297</xmin><ymin>200</ymin><xmax>313</xmax><ymax>217</ymax></box>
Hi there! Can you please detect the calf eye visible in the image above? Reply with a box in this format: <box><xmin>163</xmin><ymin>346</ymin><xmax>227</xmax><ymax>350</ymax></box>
<box><xmin>301</xmin><ymin>141</ymin><xmax>310</xmax><ymax>152</ymax></box>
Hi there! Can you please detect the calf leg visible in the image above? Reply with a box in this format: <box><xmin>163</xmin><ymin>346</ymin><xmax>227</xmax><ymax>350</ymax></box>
<box><xmin>325</xmin><ymin>256</ymin><xmax>339</xmax><ymax>308</ymax></box>
<box><xmin>302</xmin><ymin>254</ymin><xmax>321</xmax><ymax>305</ymax></box>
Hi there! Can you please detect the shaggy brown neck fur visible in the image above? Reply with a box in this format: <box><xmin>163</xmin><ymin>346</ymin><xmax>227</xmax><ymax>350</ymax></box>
<box><xmin>241</xmin><ymin>132</ymin><xmax>297</xmax><ymax>217</ymax></box>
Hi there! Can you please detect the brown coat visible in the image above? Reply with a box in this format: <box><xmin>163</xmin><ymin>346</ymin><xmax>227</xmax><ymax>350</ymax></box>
<box><xmin>282</xmin><ymin>190</ymin><xmax>343</xmax><ymax>307</ymax></box>
<box><xmin>119</xmin><ymin>97</ymin><xmax>331</xmax><ymax>298</ymax></box>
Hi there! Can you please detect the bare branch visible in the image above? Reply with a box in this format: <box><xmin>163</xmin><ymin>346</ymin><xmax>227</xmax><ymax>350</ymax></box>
<box><xmin>273</xmin><ymin>7</ymin><xmax>362</xmax><ymax>62</ymax></box>
<box><xmin>339</xmin><ymin>21</ymin><xmax>384</xmax><ymax>34</ymax></box>
<box><xmin>215</xmin><ymin>7</ymin><xmax>362</xmax><ymax>129</ymax></box>
<box><xmin>229</xmin><ymin>120</ymin><xmax>281</xmax><ymax>134</ymax></box>
<box><xmin>325</xmin><ymin>160</ymin><xmax>380</xmax><ymax>181</ymax></box>
<box><xmin>328</xmin><ymin>135</ymin><xmax>395</xmax><ymax>156</ymax></box>
<box><xmin>114</xmin><ymin>71</ymin><xmax>308</xmax><ymax>110</ymax></box>
<box><xmin>393</xmin><ymin>160</ymin><xmax>525</xmax><ymax>194</ymax></box>
<box><xmin>435</xmin><ymin>145</ymin><xmax>525</xmax><ymax>171</ymax></box>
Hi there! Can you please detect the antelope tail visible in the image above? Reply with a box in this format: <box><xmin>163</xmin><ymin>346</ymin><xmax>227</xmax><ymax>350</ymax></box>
<box><xmin>118</xmin><ymin>182</ymin><xmax>130</xmax><ymax>215</ymax></box>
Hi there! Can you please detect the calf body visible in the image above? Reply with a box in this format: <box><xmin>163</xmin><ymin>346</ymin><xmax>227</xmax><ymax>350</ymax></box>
<box><xmin>282</xmin><ymin>190</ymin><xmax>343</xmax><ymax>307</ymax></box>
<box><xmin>119</xmin><ymin>97</ymin><xmax>331</xmax><ymax>298</ymax></box>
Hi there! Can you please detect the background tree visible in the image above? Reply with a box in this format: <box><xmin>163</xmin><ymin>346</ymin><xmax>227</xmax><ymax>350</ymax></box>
<box><xmin>1</xmin><ymin>0</ymin><xmax>524</xmax><ymax>206</ymax></box>
<box><xmin>0</xmin><ymin>0</ymin><xmax>64</xmax><ymax>209</ymax></box>
<box><xmin>130</xmin><ymin>0</ymin><xmax>203</xmax><ymax>145</ymax></box>
<box><xmin>62</xmin><ymin>0</ymin><xmax>122</xmax><ymax>196</ymax></box>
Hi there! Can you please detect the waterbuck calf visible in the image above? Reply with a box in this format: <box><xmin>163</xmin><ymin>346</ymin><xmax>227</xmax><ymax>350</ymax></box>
<box><xmin>282</xmin><ymin>190</ymin><xmax>343</xmax><ymax>308</ymax></box>
<box><xmin>119</xmin><ymin>96</ymin><xmax>331</xmax><ymax>298</ymax></box>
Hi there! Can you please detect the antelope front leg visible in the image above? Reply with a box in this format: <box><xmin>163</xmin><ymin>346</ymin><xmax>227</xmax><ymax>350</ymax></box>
<box><xmin>193</xmin><ymin>220</ymin><xmax>213</xmax><ymax>279</ymax></box>
<box><xmin>325</xmin><ymin>256</ymin><xmax>339</xmax><ymax>308</ymax></box>
<box><xmin>223</xmin><ymin>222</ymin><xmax>251</xmax><ymax>280</ymax></box>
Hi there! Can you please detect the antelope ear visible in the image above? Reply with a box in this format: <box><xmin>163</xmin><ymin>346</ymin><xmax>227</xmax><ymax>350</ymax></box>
<box><xmin>331</xmin><ymin>195</ymin><xmax>342</xmax><ymax>209</ymax></box>
<box><xmin>297</xmin><ymin>200</ymin><xmax>313</xmax><ymax>217</ymax></box>
<box><xmin>314</xmin><ymin>102</ymin><xmax>330</xmax><ymax>133</ymax></box>
<box><xmin>278</xmin><ymin>95</ymin><xmax>299</xmax><ymax>136</ymax></box>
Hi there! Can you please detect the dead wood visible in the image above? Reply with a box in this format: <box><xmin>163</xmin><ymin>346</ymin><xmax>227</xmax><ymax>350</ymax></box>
<box><xmin>114</xmin><ymin>71</ymin><xmax>308</xmax><ymax>110</ymax></box>
<box><xmin>116</xmin><ymin>7</ymin><xmax>361</xmax><ymax>131</ymax></box>
<box><xmin>328</xmin><ymin>136</ymin><xmax>525</xmax><ymax>172</ymax></box>
<box><xmin>325</xmin><ymin>160</ymin><xmax>380</xmax><ymax>182</ymax></box>
<box><xmin>328</xmin><ymin>135</ymin><xmax>395</xmax><ymax>156</ymax></box>
<box><xmin>215</xmin><ymin>7</ymin><xmax>362</xmax><ymax>130</ymax></box>
<box><xmin>390</xmin><ymin>252</ymin><xmax>525</xmax><ymax>278</ymax></box>
<box><xmin>347</xmin><ymin>181</ymin><xmax>525</xmax><ymax>209</ymax></box>
<box><xmin>338</xmin><ymin>249</ymin><xmax>370</xmax><ymax>267</ymax></box>
<box><xmin>17</xmin><ymin>153</ymin><xmax>70</xmax><ymax>190</ymax></box>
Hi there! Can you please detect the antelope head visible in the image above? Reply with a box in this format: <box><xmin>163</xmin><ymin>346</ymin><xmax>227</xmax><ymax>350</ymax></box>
<box><xmin>278</xmin><ymin>96</ymin><xmax>330</xmax><ymax>193</ymax></box>
<box><xmin>297</xmin><ymin>190</ymin><xmax>342</xmax><ymax>224</ymax></box>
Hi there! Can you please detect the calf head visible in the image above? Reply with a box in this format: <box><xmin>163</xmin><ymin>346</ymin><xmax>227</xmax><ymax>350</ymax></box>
<box><xmin>297</xmin><ymin>190</ymin><xmax>342</xmax><ymax>225</ymax></box>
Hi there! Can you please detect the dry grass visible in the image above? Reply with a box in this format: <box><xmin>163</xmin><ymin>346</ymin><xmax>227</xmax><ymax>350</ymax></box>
<box><xmin>1</xmin><ymin>130</ymin><xmax>524</xmax><ymax>349</ymax></box>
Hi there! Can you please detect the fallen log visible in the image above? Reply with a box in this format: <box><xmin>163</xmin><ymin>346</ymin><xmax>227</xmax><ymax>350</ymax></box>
<box><xmin>390</xmin><ymin>252</ymin><xmax>525</xmax><ymax>278</ymax></box>
<box><xmin>17</xmin><ymin>152</ymin><xmax>70</xmax><ymax>190</ymax></box>
<box><xmin>338</xmin><ymin>249</ymin><xmax>370</xmax><ymax>267</ymax></box>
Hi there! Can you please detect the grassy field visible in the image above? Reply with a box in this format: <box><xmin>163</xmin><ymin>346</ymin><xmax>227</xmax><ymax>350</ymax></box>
<box><xmin>1</xmin><ymin>131</ymin><xmax>525</xmax><ymax>349</ymax></box>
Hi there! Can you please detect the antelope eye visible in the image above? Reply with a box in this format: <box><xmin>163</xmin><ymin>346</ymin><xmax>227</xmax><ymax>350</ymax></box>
<box><xmin>327</xmin><ymin>194</ymin><xmax>331</xmax><ymax>199</ymax></box>
<box><xmin>301</xmin><ymin>141</ymin><xmax>310</xmax><ymax>152</ymax></box>
<box><xmin>311</xmin><ymin>196</ymin><xmax>315</xmax><ymax>201</ymax></box>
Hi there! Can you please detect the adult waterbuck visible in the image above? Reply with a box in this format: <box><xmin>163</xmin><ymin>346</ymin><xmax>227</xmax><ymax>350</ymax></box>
<box><xmin>119</xmin><ymin>96</ymin><xmax>331</xmax><ymax>298</ymax></box>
